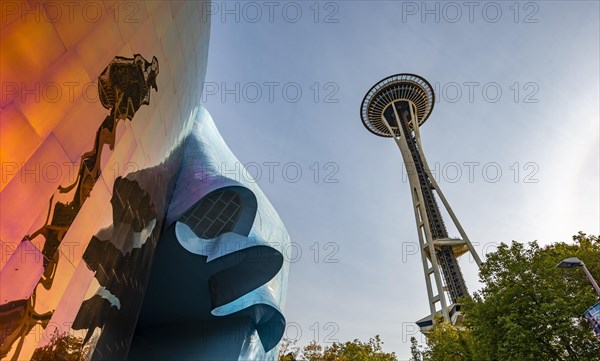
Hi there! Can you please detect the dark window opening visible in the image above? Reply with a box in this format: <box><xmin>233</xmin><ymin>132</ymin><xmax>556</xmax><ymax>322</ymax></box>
<box><xmin>180</xmin><ymin>190</ymin><xmax>242</xmax><ymax>239</ymax></box>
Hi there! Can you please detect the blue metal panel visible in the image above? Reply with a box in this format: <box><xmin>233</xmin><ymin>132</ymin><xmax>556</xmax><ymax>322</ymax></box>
<box><xmin>130</xmin><ymin>107</ymin><xmax>290</xmax><ymax>360</ymax></box>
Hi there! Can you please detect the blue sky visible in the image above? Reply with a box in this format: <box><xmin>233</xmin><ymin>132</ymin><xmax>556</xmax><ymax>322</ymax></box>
<box><xmin>202</xmin><ymin>1</ymin><xmax>599</xmax><ymax>358</ymax></box>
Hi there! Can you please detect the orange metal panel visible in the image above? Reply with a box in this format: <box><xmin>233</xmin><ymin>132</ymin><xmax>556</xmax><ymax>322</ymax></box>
<box><xmin>0</xmin><ymin>135</ymin><xmax>72</xmax><ymax>252</ymax></box>
<box><xmin>15</xmin><ymin>52</ymin><xmax>91</xmax><ymax>141</ymax></box>
<box><xmin>0</xmin><ymin>11</ymin><xmax>66</xmax><ymax>108</ymax></box>
<box><xmin>75</xmin><ymin>13</ymin><xmax>126</xmax><ymax>82</ymax></box>
<box><xmin>0</xmin><ymin>104</ymin><xmax>43</xmax><ymax>191</ymax></box>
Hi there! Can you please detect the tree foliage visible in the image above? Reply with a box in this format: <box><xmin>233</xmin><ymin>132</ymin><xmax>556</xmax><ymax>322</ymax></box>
<box><xmin>279</xmin><ymin>335</ymin><xmax>397</xmax><ymax>361</ymax></box>
<box><xmin>422</xmin><ymin>323</ymin><xmax>476</xmax><ymax>361</ymax></box>
<box><xmin>416</xmin><ymin>232</ymin><xmax>600</xmax><ymax>361</ymax></box>
<box><xmin>410</xmin><ymin>336</ymin><xmax>423</xmax><ymax>361</ymax></box>
<box><xmin>278</xmin><ymin>337</ymin><xmax>300</xmax><ymax>361</ymax></box>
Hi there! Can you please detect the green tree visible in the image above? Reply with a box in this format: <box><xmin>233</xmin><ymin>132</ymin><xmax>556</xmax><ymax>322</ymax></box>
<box><xmin>302</xmin><ymin>341</ymin><xmax>325</xmax><ymax>361</ymax></box>
<box><xmin>464</xmin><ymin>232</ymin><xmax>600</xmax><ymax>360</ymax></box>
<box><xmin>410</xmin><ymin>336</ymin><xmax>423</xmax><ymax>361</ymax></box>
<box><xmin>278</xmin><ymin>337</ymin><xmax>300</xmax><ymax>361</ymax></box>
<box><xmin>419</xmin><ymin>232</ymin><xmax>600</xmax><ymax>360</ymax></box>
<box><xmin>279</xmin><ymin>335</ymin><xmax>397</xmax><ymax>361</ymax></box>
<box><xmin>422</xmin><ymin>322</ymin><xmax>475</xmax><ymax>361</ymax></box>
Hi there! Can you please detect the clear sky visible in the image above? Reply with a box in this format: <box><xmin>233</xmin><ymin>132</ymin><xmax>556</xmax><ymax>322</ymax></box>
<box><xmin>202</xmin><ymin>1</ymin><xmax>599</xmax><ymax>359</ymax></box>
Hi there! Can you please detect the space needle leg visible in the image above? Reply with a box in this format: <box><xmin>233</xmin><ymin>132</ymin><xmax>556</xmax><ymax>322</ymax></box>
<box><xmin>380</xmin><ymin>103</ymin><xmax>451</xmax><ymax>323</ymax></box>
<box><xmin>412</xmin><ymin>125</ymin><xmax>483</xmax><ymax>267</ymax></box>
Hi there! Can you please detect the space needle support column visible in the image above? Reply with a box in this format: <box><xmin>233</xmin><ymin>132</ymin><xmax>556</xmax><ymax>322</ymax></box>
<box><xmin>380</xmin><ymin>102</ymin><xmax>450</xmax><ymax>322</ymax></box>
<box><xmin>413</xmin><ymin>118</ymin><xmax>483</xmax><ymax>267</ymax></box>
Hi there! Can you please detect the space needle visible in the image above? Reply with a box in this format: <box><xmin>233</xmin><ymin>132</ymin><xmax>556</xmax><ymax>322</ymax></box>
<box><xmin>361</xmin><ymin>74</ymin><xmax>482</xmax><ymax>333</ymax></box>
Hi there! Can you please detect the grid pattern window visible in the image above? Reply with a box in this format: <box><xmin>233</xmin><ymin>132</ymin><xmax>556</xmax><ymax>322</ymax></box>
<box><xmin>180</xmin><ymin>190</ymin><xmax>243</xmax><ymax>238</ymax></box>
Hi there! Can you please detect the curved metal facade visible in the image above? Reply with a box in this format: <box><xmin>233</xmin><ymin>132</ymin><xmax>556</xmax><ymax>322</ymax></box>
<box><xmin>1</xmin><ymin>2</ymin><xmax>289</xmax><ymax>360</ymax></box>
<box><xmin>130</xmin><ymin>107</ymin><xmax>290</xmax><ymax>360</ymax></box>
